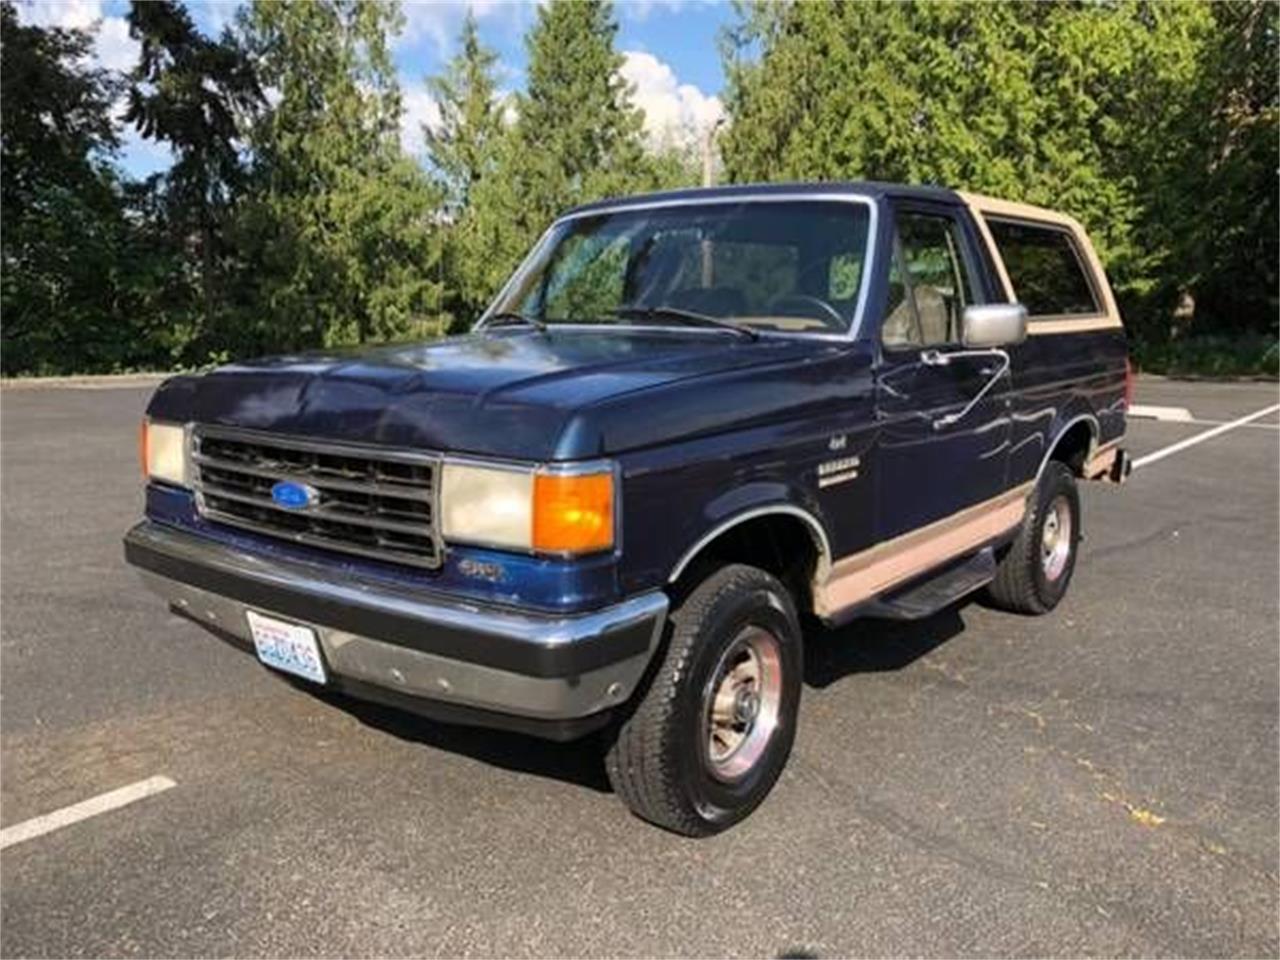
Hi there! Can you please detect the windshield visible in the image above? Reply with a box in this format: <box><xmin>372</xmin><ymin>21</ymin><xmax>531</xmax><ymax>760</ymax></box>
<box><xmin>486</xmin><ymin>199</ymin><xmax>873</xmax><ymax>335</ymax></box>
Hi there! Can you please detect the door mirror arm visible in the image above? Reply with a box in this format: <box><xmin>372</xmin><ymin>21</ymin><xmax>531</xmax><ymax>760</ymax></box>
<box><xmin>919</xmin><ymin>347</ymin><xmax>1012</xmax><ymax>430</ymax></box>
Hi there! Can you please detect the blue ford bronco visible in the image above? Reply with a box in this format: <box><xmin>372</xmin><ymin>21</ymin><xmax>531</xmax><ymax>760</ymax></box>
<box><xmin>125</xmin><ymin>182</ymin><xmax>1132</xmax><ymax>836</ymax></box>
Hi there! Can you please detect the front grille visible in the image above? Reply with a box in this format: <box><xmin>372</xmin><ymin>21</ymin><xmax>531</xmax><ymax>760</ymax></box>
<box><xmin>191</xmin><ymin>426</ymin><xmax>442</xmax><ymax>569</ymax></box>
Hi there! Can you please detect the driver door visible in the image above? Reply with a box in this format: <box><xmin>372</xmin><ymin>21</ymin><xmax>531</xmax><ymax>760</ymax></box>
<box><xmin>873</xmin><ymin>204</ymin><xmax>1012</xmax><ymax>542</ymax></box>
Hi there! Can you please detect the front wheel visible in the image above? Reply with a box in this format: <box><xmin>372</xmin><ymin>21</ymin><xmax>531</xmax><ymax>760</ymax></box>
<box><xmin>986</xmin><ymin>461</ymin><xmax>1081</xmax><ymax>614</ymax></box>
<box><xmin>604</xmin><ymin>564</ymin><xmax>803</xmax><ymax>836</ymax></box>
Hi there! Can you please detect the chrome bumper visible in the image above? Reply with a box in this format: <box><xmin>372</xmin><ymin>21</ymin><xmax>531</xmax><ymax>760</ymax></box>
<box><xmin>124</xmin><ymin>522</ymin><xmax>667</xmax><ymax>736</ymax></box>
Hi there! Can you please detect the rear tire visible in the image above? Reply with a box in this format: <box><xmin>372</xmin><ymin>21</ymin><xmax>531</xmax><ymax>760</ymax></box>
<box><xmin>986</xmin><ymin>461</ymin><xmax>1081</xmax><ymax>615</ymax></box>
<box><xmin>604</xmin><ymin>564</ymin><xmax>802</xmax><ymax>837</ymax></box>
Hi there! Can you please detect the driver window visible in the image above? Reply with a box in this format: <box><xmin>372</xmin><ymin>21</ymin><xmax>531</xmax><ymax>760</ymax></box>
<box><xmin>881</xmin><ymin>212</ymin><xmax>975</xmax><ymax>349</ymax></box>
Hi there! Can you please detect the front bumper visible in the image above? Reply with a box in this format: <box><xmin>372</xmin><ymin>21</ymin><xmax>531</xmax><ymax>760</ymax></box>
<box><xmin>123</xmin><ymin>521</ymin><xmax>668</xmax><ymax>740</ymax></box>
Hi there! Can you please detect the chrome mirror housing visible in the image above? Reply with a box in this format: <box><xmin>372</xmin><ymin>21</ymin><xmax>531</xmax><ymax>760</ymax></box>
<box><xmin>962</xmin><ymin>303</ymin><xmax>1028</xmax><ymax>348</ymax></box>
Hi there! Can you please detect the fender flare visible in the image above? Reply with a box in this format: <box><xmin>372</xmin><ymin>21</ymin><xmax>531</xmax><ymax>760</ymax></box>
<box><xmin>1033</xmin><ymin>412</ymin><xmax>1099</xmax><ymax>484</ymax></box>
<box><xmin>667</xmin><ymin>504</ymin><xmax>833</xmax><ymax>585</ymax></box>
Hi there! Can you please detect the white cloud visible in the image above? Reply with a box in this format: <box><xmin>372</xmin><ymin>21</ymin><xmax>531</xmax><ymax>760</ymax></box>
<box><xmin>399</xmin><ymin>0</ymin><xmax>507</xmax><ymax>55</ymax></box>
<box><xmin>187</xmin><ymin>0</ymin><xmax>242</xmax><ymax>39</ymax></box>
<box><xmin>498</xmin><ymin>90</ymin><xmax>518</xmax><ymax>126</ymax></box>
<box><xmin>17</xmin><ymin>0</ymin><xmax>99</xmax><ymax>30</ymax></box>
<box><xmin>16</xmin><ymin>0</ymin><xmax>141</xmax><ymax>74</ymax></box>
<box><xmin>93</xmin><ymin>13</ymin><xmax>139</xmax><ymax>72</ymax></box>
<box><xmin>618</xmin><ymin>0</ymin><xmax>690</xmax><ymax>23</ymax></box>
<box><xmin>399</xmin><ymin>87</ymin><xmax>443</xmax><ymax>157</ymax></box>
<box><xmin>619</xmin><ymin>50</ymin><xmax>723</xmax><ymax>153</ymax></box>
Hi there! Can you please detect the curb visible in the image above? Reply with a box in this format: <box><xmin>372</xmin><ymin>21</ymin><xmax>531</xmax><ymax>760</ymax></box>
<box><xmin>0</xmin><ymin>372</ymin><xmax>176</xmax><ymax>390</ymax></box>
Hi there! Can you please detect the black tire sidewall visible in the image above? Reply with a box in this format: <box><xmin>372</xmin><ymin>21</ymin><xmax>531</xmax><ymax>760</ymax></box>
<box><xmin>671</xmin><ymin>575</ymin><xmax>802</xmax><ymax>830</ymax></box>
<box><xmin>1030</xmin><ymin>464</ymin><xmax>1081</xmax><ymax>609</ymax></box>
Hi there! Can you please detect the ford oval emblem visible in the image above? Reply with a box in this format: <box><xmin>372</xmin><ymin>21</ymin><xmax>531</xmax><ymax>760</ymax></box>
<box><xmin>270</xmin><ymin>480</ymin><xmax>319</xmax><ymax>511</ymax></box>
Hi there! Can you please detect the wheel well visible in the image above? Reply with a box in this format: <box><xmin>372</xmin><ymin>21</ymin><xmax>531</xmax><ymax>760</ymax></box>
<box><xmin>670</xmin><ymin>514</ymin><xmax>824</xmax><ymax>612</ymax></box>
<box><xmin>1048</xmin><ymin>420</ymin><xmax>1095</xmax><ymax>476</ymax></box>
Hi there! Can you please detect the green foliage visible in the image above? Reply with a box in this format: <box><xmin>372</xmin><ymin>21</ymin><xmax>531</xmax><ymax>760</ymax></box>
<box><xmin>0</xmin><ymin>1</ymin><xmax>148</xmax><ymax>374</ymax></box>
<box><xmin>229</xmin><ymin>0</ymin><xmax>444</xmax><ymax>353</ymax></box>
<box><xmin>1165</xmin><ymin>1</ymin><xmax>1279</xmax><ymax>338</ymax></box>
<box><xmin>720</xmin><ymin>0</ymin><xmax>1277</xmax><ymax>355</ymax></box>
<box><xmin>449</xmin><ymin>0</ymin><xmax>679</xmax><ymax>321</ymax></box>
<box><xmin>422</xmin><ymin>11</ymin><xmax>503</xmax><ymax>327</ymax></box>
<box><xmin>425</xmin><ymin>11</ymin><xmax>503</xmax><ymax>213</ymax></box>
<box><xmin>125</xmin><ymin>0</ymin><xmax>264</xmax><ymax>352</ymax></box>
<box><xmin>1</xmin><ymin>0</ymin><xmax>1273</xmax><ymax>377</ymax></box>
<box><xmin>1133</xmin><ymin>334</ymin><xmax>1280</xmax><ymax>379</ymax></box>
<box><xmin>126</xmin><ymin>1</ymin><xmax>261</xmax><ymax>212</ymax></box>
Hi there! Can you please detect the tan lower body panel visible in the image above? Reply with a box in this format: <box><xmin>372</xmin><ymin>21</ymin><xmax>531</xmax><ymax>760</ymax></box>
<box><xmin>814</xmin><ymin>482</ymin><xmax>1034</xmax><ymax>618</ymax></box>
<box><xmin>1085</xmin><ymin>440</ymin><xmax>1121</xmax><ymax>480</ymax></box>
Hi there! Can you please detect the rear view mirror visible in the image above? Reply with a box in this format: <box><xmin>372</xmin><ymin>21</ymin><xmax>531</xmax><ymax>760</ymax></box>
<box><xmin>962</xmin><ymin>303</ymin><xmax>1028</xmax><ymax>348</ymax></box>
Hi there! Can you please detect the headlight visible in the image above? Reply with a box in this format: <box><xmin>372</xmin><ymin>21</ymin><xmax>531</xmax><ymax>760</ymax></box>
<box><xmin>440</xmin><ymin>464</ymin><xmax>534</xmax><ymax>551</ymax></box>
<box><xmin>440</xmin><ymin>461</ymin><xmax>615</xmax><ymax>555</ymax></box>
<box><xmin>140</xmin><ymin>419</ymin><xmax>188</xmax><ymax>487</ymax></box>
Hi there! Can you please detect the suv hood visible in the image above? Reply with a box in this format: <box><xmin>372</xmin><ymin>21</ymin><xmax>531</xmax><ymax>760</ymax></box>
<box><xmin>149</xmin><ymin>329</ymin><xmax>849</xmax><ymax>460</ymax></box>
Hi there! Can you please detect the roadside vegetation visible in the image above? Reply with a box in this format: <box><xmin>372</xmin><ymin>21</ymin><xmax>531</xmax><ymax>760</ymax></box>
<box><xmin>1</xmin><ymin>0</ymin><xmax>1275</xmax><ymax>377</ymax></box>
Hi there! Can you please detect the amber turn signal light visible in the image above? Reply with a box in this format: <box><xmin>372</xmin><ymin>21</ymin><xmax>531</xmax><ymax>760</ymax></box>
<box><xmin>532</xmin><ymin>471</ymin><xmax>614</xmax><ymax>554</ymax></box>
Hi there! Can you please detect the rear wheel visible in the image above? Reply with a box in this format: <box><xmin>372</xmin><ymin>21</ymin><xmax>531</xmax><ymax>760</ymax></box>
<box><xmin>986</xmin><ymin>461</ymin><xmax>1081</xmax><ymax>614</ymax></box>
<box><xmin>604</xmin><ymin>564</ymin><xmax>802</xmax><ymax>836</ymax></box>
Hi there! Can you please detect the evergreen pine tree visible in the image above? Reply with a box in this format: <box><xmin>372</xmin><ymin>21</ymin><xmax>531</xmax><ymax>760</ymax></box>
<box><xmin>425</xmin><ymin>11</ymin><xmax>503</xmax><ymax>214</ymax></box>
<box><xmin>234</xmin><ymin>0</ymin><xmax>444</xmax><ymax>351</ymax></box>
<box><xmin>454</xmin><ymin>0</ymin><xmax>659</xmax><ymax>316</ymax></box>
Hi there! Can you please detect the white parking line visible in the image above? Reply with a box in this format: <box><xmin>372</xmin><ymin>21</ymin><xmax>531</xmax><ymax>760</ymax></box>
<box><xmin>0</xmin><ymin>775</ymin><xmax>177</xmax><ymax>850</ymax></box>
<box><xmin>1133</xmin><ymin>403</ymin><xmax>1280</xmax><ymax>470</ymax></box>
<box><xmin>1128</xmin><ymin>404</ymin><xmax>1194</xmax><ymax>422</ymax></box>
<box><xmin>1183</xmin><ymin>417</ymin><xmax>1279</xmax><ymax>431</ymax></box>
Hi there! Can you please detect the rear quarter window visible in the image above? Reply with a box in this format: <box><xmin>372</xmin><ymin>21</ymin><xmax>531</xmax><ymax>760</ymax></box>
<box><xmin>986</xmin><ymin>218</ymin><xmax>1100</xmax><ymax>318</ymax></box>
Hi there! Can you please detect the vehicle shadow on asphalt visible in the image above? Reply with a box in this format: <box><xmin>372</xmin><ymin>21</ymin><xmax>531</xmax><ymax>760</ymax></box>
<box><xmin>193</xmin><ymin>616</ymin><xmax>619</xmax><ymax>793</ymax></box>
<box><xmin>306</xmin><ymin>604</ymin><xmax>971</xmax><ymax>795</ymax></box>
<box><xmin>803</xmin><ymin>605</ymin><xmax>968</xmax><ymax>689</ymax></box>
<box><xmin>318</xmin><ymin>692</ymin><xmax>618</xmax><ymax>793</ymax></box>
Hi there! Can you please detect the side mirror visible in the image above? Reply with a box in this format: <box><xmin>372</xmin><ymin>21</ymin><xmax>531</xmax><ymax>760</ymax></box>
<box><xmin>962</xmin><ymin>303</ymin><xmax>1028</xmax><ymax>348</ymax></box>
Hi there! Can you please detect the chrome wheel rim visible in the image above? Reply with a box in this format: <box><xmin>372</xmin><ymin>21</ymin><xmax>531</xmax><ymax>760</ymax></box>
<box><xmin>702</xmin><ymin>625</ymin><xmax>783</xmax><ymax>783</ymax></box>
<box><xmin>1041</xmin><ymin>495</ymin><xmax>1073</xmax><ymax>582</ymax></box>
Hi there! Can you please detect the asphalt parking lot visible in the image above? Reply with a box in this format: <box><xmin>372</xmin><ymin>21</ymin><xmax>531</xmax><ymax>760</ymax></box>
<box><xmin>1</xmin><ymin>377</ymin><xmax>1277</xmax><ymax>958</ymax></box>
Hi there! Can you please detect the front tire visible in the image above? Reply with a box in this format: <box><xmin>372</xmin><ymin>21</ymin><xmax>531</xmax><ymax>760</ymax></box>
<box><xmin>604</xmin><ymin>564</ymin><xmax>803</xmax><ymax>837</ymax></box>
<box><xmin>986</xmin><ymin>461</ymin><xmax>1081</xmax><ymax>614</ymax></box>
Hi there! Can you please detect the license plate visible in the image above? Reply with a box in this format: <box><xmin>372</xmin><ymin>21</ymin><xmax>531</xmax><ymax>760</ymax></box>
<box><xmin>246</xmin><ymin>610</ymin><xmax>327</xmax><ymax>685</ymax></box>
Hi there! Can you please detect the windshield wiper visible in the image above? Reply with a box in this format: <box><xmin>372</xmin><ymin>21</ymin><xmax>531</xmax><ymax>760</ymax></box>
<box><xmin>480</xmin><ymin>311</ymin><xmax>548</xmax><ymax>332</ymax></box>
<box><xmin>610</xmin><ymin>304</ymin><xmax>758</xmax><ymax>340</ymax></box>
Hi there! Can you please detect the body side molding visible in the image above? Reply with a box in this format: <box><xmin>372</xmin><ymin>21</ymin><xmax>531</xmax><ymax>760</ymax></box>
<box><xmin>814</xmin><ymin>482</ymin><xmax>1034</xmax><ymax>619</ymax></box>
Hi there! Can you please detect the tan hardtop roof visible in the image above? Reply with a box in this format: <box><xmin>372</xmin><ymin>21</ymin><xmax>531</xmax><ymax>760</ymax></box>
<box><xmin>956</xmin><ymin>191</ymin><xmax>1086</xmax><ymax>231</ymax></box>
<box><xmin>957</xmin><ymin>192</ymin><xmax>1120</xmax><ymax>333</ymax></box>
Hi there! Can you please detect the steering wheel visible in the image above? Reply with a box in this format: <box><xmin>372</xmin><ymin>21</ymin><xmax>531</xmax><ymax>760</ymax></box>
<box><xmin>763</xmin><ymin>293</ymin><xmax>844</xmax><ymax>328</ymax></box>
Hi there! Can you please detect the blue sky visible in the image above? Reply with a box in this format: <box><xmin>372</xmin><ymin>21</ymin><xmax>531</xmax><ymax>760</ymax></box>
<box><xmin>17</xmin><ymin>0</ymin><xmax>736</xmax><ymax>179</ymax></box>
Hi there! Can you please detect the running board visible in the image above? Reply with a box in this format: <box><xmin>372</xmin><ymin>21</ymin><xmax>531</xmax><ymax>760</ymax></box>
<box><xmin>860</xmin><ymin>548</ymin><xmax>996</xmax><ymax>620</ymax></box>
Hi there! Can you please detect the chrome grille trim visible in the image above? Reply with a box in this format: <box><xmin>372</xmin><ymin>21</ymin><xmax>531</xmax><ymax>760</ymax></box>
<box><xmin>191</xmin><ymin>425</ymin><xmax>443</xmax><ymax>569</ymax></box>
